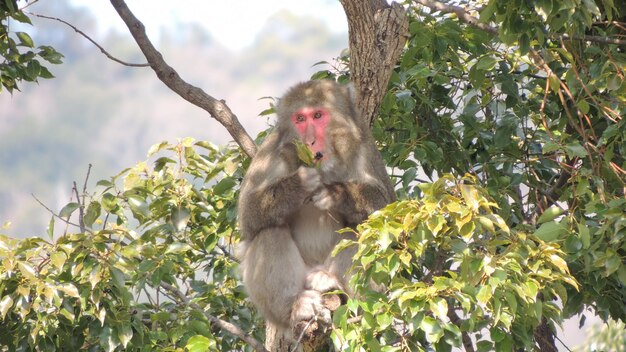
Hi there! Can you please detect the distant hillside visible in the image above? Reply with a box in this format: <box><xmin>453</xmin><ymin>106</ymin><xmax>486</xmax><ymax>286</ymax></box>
<box><xmin>0</xmin><ymin>0</ymin><xmax>347</xmax><ymax>237</ymax></box>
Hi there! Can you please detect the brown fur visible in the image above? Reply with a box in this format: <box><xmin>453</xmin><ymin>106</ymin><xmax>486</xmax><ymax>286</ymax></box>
<box><xmin>237</xmin><ymin>80</ymin><xmax>395</xmax><ymax>332</ymax></box>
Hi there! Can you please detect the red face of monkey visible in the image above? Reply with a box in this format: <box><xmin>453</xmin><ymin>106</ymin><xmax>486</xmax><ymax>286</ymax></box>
<box><xmin>291</xmin><ymin>107</ymin><xmax>330</xmax><ymax>161</ymax></box>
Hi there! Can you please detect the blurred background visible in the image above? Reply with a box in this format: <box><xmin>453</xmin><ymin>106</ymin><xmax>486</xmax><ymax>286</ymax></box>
<box><xmin>0</xmin><ymin>0</ymin><xmax>347</xmax><ymax>238</ymax></box>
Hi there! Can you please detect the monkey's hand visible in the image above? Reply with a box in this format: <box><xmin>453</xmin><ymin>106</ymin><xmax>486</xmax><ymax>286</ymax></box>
<box><xmin>297</xmin><ymin>166</ymin><xmax>323</xmax><ymax>194</ymax></box>
<box><xmin>310</xmin><ymin>187</ymin><xmax>335</xmax><ymax>210</ymax></box>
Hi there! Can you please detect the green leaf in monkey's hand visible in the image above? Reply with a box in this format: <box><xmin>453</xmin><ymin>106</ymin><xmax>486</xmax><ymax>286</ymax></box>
<box><xmin>293</xmin><ymin>139</ymin><xmax>316</xmax><ymax>166</ymax></box>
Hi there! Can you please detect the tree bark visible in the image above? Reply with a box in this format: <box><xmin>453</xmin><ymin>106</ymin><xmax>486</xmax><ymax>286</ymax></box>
<box><xmin>265</xmin><ymin>1</ymin><xmax>408</xmax><ymax>351</ymax></box>
<box><xmin>340</xmin><ymin>0</ymin><xmax>409</xmax><ymax>127</ymax></box>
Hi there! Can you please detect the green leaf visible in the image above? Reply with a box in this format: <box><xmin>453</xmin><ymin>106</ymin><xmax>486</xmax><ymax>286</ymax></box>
<box><xmin>186</xmin><ymin>335</ymin><xmax>213</xmax><ymax>352</ymax></box>
<box><xmin>59</xmin><ymin>202</ymin><xmax>80</xmax><ymax>218</ymax></box>
<box><xmin>479</xmin><ymin>0</ymin><xmax>496</xmax><ymax>23</ymax></box>
<box><xmin>11</xmin><ymin>11</ymin><xmax>32</xmax><ymax>24</ymax></box>
<box><xmin>293</xmin><ymin>139</ymin><xmax>316</xmax><ymax>166</ymax></box>
<box><xmin>213</xmin><ymin>177</ymin><xmax>236</xmax><ymax>196</ymax></box>
<box><xmin>84</xmin><ymin>201</ymin><xmax>102</xmax><ymax>227</ymax></box>
<box><xmin>534</xmin><ymin>221</ymin><xmax>567</xmax><ymax>242</ymax></box>
<box><xmin>548</xmin><ymin>74</ymin><xmax>561</xmax><ymax>93</ymax></box>
<box><xmin>564</xmin><ymin>141</ymin><xmax>587</xmax><ymax>158</ymax></box>
<box><xmin>578</xmin><ymin>223</ymin><xmax>590</xmax><ymax>249</ymax></box>
<box><xmin>16</xmin><ymin>32</ymin><xmax>34</xmax><ymax>47</ymax></box>
<box><xmin>88</xmin><ymin>264</ymin><xmax>102</xmax><ymax>289</ymax></box>
<box><xmin>38</xmin><ymin>66</ymin><xmax>54</xmax><ymax>79</ymax></box>
<box><xmin>476</xmin><ymin>56</ymin><xmax>497</xmax><ymax>71</ymax></box>
<box><xmin>537</xmin><ymin>205</ymin><xmax>564</xmax><ymax>224</ymax></box>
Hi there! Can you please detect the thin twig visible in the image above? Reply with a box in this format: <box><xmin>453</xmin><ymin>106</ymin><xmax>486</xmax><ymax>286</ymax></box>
<box><xmin>159</xmin><ymin>282</ymin><xmax>267</xmax><ymax>352</ymax></box>
<box><xmin>290</xmin><ymin>316</ymin><xmax>318</xmax><ymax>352</ymax></box>
<box><xmin>217</xmin><ymin>243</ymin><xmax>239</xmax><ymax>263</ymax></box>
<box><xmin>82</xmin><ymin>164</ymin><xmax>92</xmax><ymax>201</ymax></box>
<box><xmin>31</xmin><ymin>194</ymin><xmax>93</xmax><ymax>234</ymax></box>
<box><xmin>72</xmin><ymin>181</ymin><xmax>85</xmax><ymax>233</ymax></box>
<box><xmin>29</xmin><ymin>13</ymin><xmax>150</xmax><ymax>67</ymax></box>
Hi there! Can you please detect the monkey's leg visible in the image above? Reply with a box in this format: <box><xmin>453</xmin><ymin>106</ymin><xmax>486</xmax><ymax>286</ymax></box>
<box><xmin>240</xmin><ymin>227</ymin><xmax>308</xmax><ymax>328</ymax></box>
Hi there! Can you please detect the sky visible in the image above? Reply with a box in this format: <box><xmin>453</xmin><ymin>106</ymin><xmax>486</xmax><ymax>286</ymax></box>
<box><xmin>69</xmin><ymin>0</ymin><xmax>348</xmax><ymax>51</ymax></box>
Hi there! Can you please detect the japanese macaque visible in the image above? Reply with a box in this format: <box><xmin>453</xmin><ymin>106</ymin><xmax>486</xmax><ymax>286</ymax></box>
<box><xmin>237</xmin><ymin>80</ymin><xmax>395</xmax><ymax>334</ymax></box>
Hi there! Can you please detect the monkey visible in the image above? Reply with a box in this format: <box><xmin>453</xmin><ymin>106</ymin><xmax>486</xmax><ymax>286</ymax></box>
<box><xmin>237</xmin><ymin>80</ymin><xmax>395</xmax><ymax>334</ymax></box>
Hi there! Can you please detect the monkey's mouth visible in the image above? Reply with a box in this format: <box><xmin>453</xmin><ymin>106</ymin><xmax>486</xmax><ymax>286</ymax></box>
<box><xmin>314</xmin><ymin>152</ymin><xmax>324</xmax><ymax>160</ymax></box>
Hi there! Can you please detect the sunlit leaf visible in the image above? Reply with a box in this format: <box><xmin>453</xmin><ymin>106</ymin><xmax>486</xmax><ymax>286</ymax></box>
<box><xmin>171</xmin><ymin>207</ymin><xmax>191</xmax><ymax>232</ymax></box>
<box><xmin>50</xmin><ymin>251</ymin><xmax>66</xmax><ymax>270</ymax></box>
<box><xmin>117</xmin><ymin>323</ymin><xmax>133</xmax><ymax>348</ymax></box>
<box><xmin>18</xmin><ymin>262</ymin><xmax>37</xmax><ymax>280</ymax></box>
<box><xmin>0</xmin><ymin>295</ymin><xmax>14</xmax><ymax>319</ymax></box>
<box><xmin>186</xmin><ymin>335</ymin><xmax>214</xmax><ymax>352</ymax></box>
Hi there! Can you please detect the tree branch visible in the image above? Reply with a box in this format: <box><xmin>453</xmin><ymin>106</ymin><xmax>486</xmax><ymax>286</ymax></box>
<box><xmin>159</xmin><ymin>282</ymin><xmax>267</xmax><ymax>352</ymax></box>
<box><xmin>412</xmin><ymin>0</ymin><xmax>626</xmax><ymax>46</ymax></box>
<box><xmin>30</xmin><ymin>13</ymin><xmax>150</xmax><ymax>67</ymax></box>
<box><xmin>109</xmin><ymin>0</ymin><xmax>257</xmax><ymax>158</ymax></box>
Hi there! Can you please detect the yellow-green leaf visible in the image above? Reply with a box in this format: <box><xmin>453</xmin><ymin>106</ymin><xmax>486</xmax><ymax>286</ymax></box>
<box><xmin>57</xmin><ymin>283</ymin><xmax>80</xmax><ymax>298</ymax></box>
<box><xmin>429</xmin><ymin>297</ymin><xmax>448</xmax><ymax>321</ymax></box>
<box><xmin>477</xmin><ymin>285</ymin><xmax>492</xmax><ymax>305</ymax></box>
<box><xmin>18</xmin><ymin>262</ymin><xmax>37</xmax><ymax>280</ymax></box>
<box><xmin>0</xmin><ymin>295</ymin><xmax>14</xmax><ymax>319</ymax></box>
<box><xmin>548</xmin><ymin>253</ymin><xmax>569</xmax><ymax>274</ymax></box>
<box><xmin>50</xmin><ymin>251</ymin><xmax>66</xmax><ymax>270</ymax></box>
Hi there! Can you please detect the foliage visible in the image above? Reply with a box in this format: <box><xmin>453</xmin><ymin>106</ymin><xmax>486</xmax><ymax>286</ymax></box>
<box><xmin>0</xmin><ymin>139</ymin><xmax>262</xmax><ymax>351</ymax></box>
<box><xmin>0</xmin><ymin>0</ymin><xmax>63</xmax><ymax>92</ymax></box>
<box><xmin>333</xmin><ymin>175</ymin><xmax>577</xmax><ymax>351</ymax></box>
<box><xmin>376</xmin><ymin>0</ymin><xmax>625</xmax><ymax>326</ymax></box>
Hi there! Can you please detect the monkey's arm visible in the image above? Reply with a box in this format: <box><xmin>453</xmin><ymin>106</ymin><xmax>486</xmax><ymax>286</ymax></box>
<box><xmin>315</xmin><ymin>182</ymin><xmax>390</xmax><ymax>227</ymax></box>
<box><xmin>238</xmin><ymin>166</ymin><xmax>317</xmax><ymax>240</ymax></box>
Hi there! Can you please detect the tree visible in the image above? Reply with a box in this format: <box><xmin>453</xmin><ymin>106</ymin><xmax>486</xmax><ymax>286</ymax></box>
<box><xmin>1</xmin><ymin>0</ymin><xmax>625</xmax><ymax>351</ymax></box>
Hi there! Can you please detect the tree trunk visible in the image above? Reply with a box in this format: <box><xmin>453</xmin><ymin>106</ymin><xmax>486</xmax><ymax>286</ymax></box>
<box><xmin>341</xmin><ymin>0</ymin><xmax>408</xmax><ymax>127</ymax></box>
<box><xmin>264</xmin><ymin>1</ymin><xmax>408</xmax><ymax>351</ymax></box>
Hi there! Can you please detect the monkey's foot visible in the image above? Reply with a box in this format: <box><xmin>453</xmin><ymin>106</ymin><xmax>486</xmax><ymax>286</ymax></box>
<box><xmin>305</xmin><ymin>270</ymin><xmax>348</xmax><ymax>305</ymax></box>
<box><xmin>291</xmin><ymin>290</ymin><xmax>332</xmax><ymax>339</ymax></box>
<box><xmin>304</xmin><ymin>270</ymin><xmax>341</xmax><ymax>293</ymax></box>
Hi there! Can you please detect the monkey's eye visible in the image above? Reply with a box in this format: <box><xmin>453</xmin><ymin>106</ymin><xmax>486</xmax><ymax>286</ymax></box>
<box><xmin>295</xmin><ymin>114</ymin><xmax>305</xmax><ymax>122</ymax></box>
<box><xmin>313</xmin><ymin>111</ymin><xmax>323</xmax><ymax>119</ymax></box>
